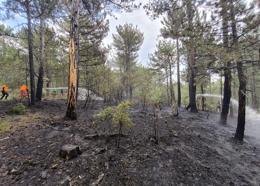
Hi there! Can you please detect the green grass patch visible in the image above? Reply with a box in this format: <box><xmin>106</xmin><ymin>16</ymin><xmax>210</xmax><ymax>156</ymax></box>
<box><xmin>8</xmin><ymin>103</ymin><xmax>27</xmax><ymax>115</ymax></box>
<box><xmin>0</xmin><ymin>120</ymin><xmax>11</xmax><ymax>133</ymax></box>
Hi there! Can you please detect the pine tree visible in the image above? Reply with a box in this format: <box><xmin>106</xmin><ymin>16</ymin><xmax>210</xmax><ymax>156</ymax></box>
<box><xmin>150</xmin><ymin>39</ymin><xmax>177</xmax><ymax>114</ymax></box>
<box><xmin>113</xmin><ymin>24</ymin><xmax>144</xmax><ymax>100</ymax></box>
<box><xmin>34</xmin><ymin>0</ymin><xmax>58</xmax><ymax>101</ymax></box>
<box><xmin>161</xmin><ymin>8</ymin><xmax>185</xmax><ymax>107</ymax></box>
<box><xmin>219</xmin><ymin>0</ymin><xmax>232</xmax><ymax>124</ymax></box>
<box><xmin>3</xmin><ymin>0</ymin><xmax>36</xmax><ymax>105</ymax></box>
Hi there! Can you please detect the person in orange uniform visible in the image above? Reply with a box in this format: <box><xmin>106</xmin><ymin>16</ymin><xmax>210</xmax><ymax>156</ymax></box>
<box><xmin>0</xmin><ymin>84</ymin><xmax>9</xmax><ymax>100</ymax></box>
<box><xmin>20</xmin><ymin>85</ymin><xmax>29</xmax><ymax>99</ymax></box>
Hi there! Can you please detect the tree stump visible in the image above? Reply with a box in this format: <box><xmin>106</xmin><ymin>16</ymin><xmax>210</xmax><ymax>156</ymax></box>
<box><xmin>59</xmin><ymin>144</ymin><xmax>81</xmax><ymax>160</ymax></box>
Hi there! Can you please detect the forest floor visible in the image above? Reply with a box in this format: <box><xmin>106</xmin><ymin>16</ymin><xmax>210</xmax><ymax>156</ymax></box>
<box><xmin>0</xmin><ymin>100</ymin><xmax>259</xmax><ymax>186</ymax></box>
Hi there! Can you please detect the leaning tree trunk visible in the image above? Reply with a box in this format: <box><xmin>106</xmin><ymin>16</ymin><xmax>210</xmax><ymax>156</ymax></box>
<box><xmin>26</xmin><ymin>0</ymin><xmax>35</xmax><ymax>105</ymax></box>
<box><xmin>66</xmin><ymin>0</ymin><xmax>80</xmax><ymax>120</ymax></box>
<box><xmin>176</xmin><ymin>37</ymin><xmax>181</xmax><ymax>107</ymax></box>
<box><xmin>187</xmin><ymin>0</ymin><xmax>198</xmax><ymax>113</ymax></box>
<box><xmin>36</xmin><ymin>16</ymin><xmax>45</xmax><ymax>101</ymax></box>
<box><xmin>220</xmin><ymin>0</ymin><xmax>231</xmax><ymax>124</ymax></box>
<box><xmin>230</xmin><ymin>0</ymin><xmax>246</xmax><ymax>141</ymax></box>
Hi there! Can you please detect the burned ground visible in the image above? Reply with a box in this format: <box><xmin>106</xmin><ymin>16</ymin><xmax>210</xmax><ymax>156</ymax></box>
<box><xmin>0</xmin><ymin>100</ymin><xmax>259</xmax><ymax>186</ymax></box>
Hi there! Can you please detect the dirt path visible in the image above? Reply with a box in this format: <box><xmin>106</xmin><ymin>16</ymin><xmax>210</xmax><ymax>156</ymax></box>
<box><xmin>0</xmin><ymin>100</ymin><xmax>259</xmax><ymax>185</ymax></box>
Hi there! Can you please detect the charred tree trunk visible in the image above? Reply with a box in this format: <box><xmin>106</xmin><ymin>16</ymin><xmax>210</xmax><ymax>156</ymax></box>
<box><xmin>76</xmin><ymin>25</ymin><xmax>80</xmax><ymax>101</ymax></box>
<box><xmin>230</xmin><ymin>0</ymin><xmax>246</xmax><ymax>141</ymax></box>
<box><xmin>66</xmin><ymin>0</ymin><xmax>80</xmax><ymax>120</ymax></box>
<box><xmin>176</xmin><ymin>37</ymin><xmax>181</xmax><ymax>107</ymax></box>
<box><xmin>187</xmin><ymin>0</ymin><xmax>197</xmax><ymax>113</ymax></box>
<box><xmin>36</xmin><ymin>16</ymin><xmax>45</xmax><ymax>101</ymax></box>
<box><xmin>129</xmin><ymin>85</ymin><xmax>133</xmax><ymax>100</ymax></box>
<box><xmin>220</xmin><ymin>56</ymin><xmax>232</xmax><ymax>123</ymax></box>
<box><xmin>220</xmin><ymin>0</ymin><xmax>231</xmax><ymax>124</ymax></box>
<box><xmin>26</xmin><ymin>0</ymin><xmax>35</xmax><ymax>105</ymax></box>
<box><xmin>235</xmin><ymin>62</ymin><xmax>246</xmax><ymax>141</ymax></box>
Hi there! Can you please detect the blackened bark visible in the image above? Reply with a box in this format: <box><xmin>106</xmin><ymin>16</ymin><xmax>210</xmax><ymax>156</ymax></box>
<box><xmin>76</xmin><ymin>25</ymin><xmax>80</xmax><ymax>101</ymax></box>
<box><xmin>176</xmin><ymin>37</ymin><xmax>181</xmax><ymax>107</ymax></box>
<box><xmin>235</xmin><ymin>61</ymin><xmax>246</xmax><ymax>141</ymax></box>
<box><xmin>36</xmin><ymin>16</ymin><xmax>45</xmax><ymax>101</ymax></box>
<box><xmin>189</xmin><ymin>64</ymin><xmax>197</xmax><ymax>112</ymax></box>
<box><xmin>187</xmin><ymin>0</ymin><xmax>197</xmax><ymax>113</ymax></box>
<box><xmin>221</xmin><ymin>68</ymin><xmax>232</xmax><ymax>123</ymax></box>
<box><xmin>220</xmin><ymin>0</ymin><xmax>231</xmax><ymax>124</ymax></box>
<box><xmin>26</xmin><ymin>0</ymin><xmax>35</xmax><ymax>105</ymax></box>
<box><xmin>230</xmin><ymin>0</ymin><xmax>246</xmax><ymax>141</ymax></box>
<box><xmin>129</xmin><ymin>85</ymin><xmax>133</xmax><ymax>100</ymax></box>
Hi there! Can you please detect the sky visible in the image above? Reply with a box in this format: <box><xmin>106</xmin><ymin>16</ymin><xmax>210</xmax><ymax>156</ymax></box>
<box><xmin>103</xmin><ymin>4</ymin><xmax>162</xmax><ymax>66</ymax></box>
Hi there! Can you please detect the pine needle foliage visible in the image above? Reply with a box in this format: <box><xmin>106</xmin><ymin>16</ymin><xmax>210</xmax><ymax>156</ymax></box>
<box><xmin>96</xmin><ymin>101</ymin><xmax>133</xmax><ymax>147</ymax></box>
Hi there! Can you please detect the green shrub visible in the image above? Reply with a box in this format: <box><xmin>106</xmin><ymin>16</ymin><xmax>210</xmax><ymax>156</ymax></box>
<box><xmin>9</xmin><ymin>103</ymin><xmax>26</xmax><ymax>115</ymax></box>
<box><xmin>96</xmin><ymin>101</ymin><xmax>133</xmax><ymax>147</ymax></box>
<box><xmin>97</xmin><ymin>101</ymin><xmax>133</xmax><ymax>127</ymax></box>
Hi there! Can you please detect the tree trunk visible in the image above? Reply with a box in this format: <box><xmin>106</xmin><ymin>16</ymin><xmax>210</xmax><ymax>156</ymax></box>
<box><xmin>66</xmin><ymin>0</ymin><xmax>80</xmax><ymax>120</ymax></box>
<box><xmin>24</xmin><ymin>56</ymin><xmax>29</xmax><ymax>87</ymax></box>
<box><xmin>26</xmin><ymin>0</ymin><xmax>35</xmax><ymax>105</ymax></box>
<box><xmin>230</xmin><ymin>0</ymin><xmax>246</xmax><ymax>141</ymax></box>
<box><xmin>76</xmin><ymin>25</ymin><xmax>80</xmax><ymax>101</ymax></box>
<box><xmin>235</xmin><ymin>61</ymin><xmax>246</xmax><ymax>141</ymax></box>
<box><xmin>220</xmin><ymin>74</ymin><xmax>223</xmax><ymax>97</ymax></box>
<box><xmin>201</xmin><ymin>84</ymin><xmax>205</xmax><ymax>111</ymax></box>
<box><xmin>209</xmin><ymin>74</ymin><xmax>212</xmax><ymax>94</ymax></box>
<box><xmin>220</xmin><ymin>0</ymin><xmax>231</xmax><ymax>124</ymax></box>
<box><xmin>251</xmin><ymin>62</ymin><xmax>258</xmax><ymax>109</ymax></box>
<box><xmin>36</xmin><ymin>16</ymin><xmax>45</xmax><ymax>101</ymax></box>
<box><xmin>129</xmin><ymin>85</ymin><xmax>133</xmax><ymax>100</ymax></box>
<box><xmin>187</xmin><ymin>0</ymin><xmax>197</xmax><ymax>113</ymax></box>
<box><xmin>176</xmin><ymin>37</ymin><xmax>181</xmax><ymax>107</ymax></box>
<box><xmin>221</xmin><ymin>63</ymin><xmax>232</xmax><ymax>123</ymax></box>
<box><xmin>230</xmin><ymin>70</ymin><xmax>236</xmax><ymax>118</ymax></box>
<box><xmin>169</xmin><ymin>62</ymin><xmax>178</xmax><ymax>115</ymax></box>
<box><xmin>166</xmin><ymin>67</ymin><xmax>170</xmax><ymax>105</ymax></box>
<box><xmin>169</xmin><ymin>62</ymin><xmax>174</xmax><ymax>104</ymax></box>
<box><xmin>117</xmin><ymin>122</ymin><xmax>123</xmax><ymax>148</ymax></box>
